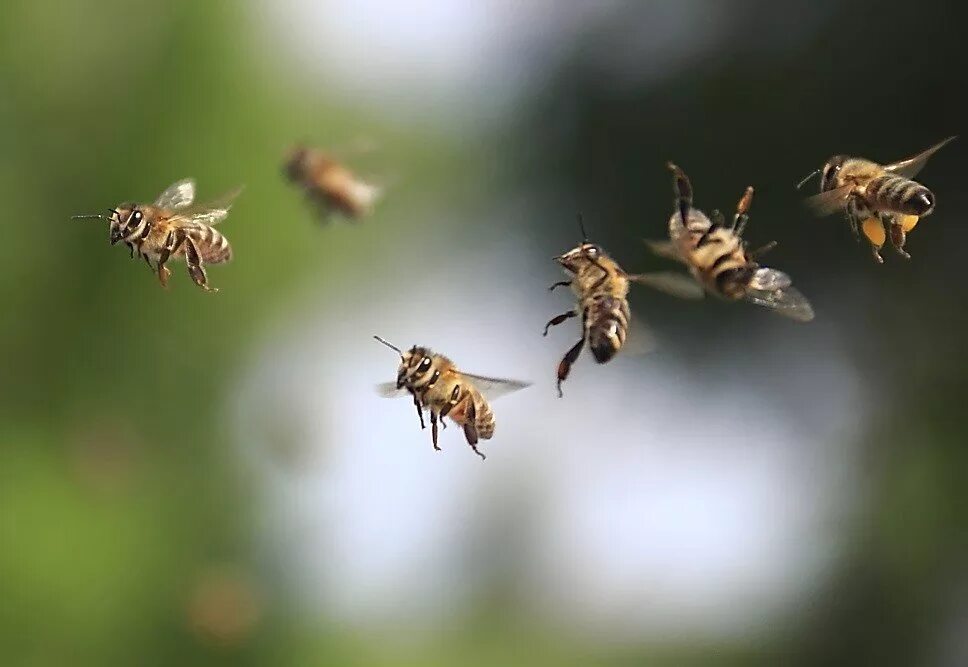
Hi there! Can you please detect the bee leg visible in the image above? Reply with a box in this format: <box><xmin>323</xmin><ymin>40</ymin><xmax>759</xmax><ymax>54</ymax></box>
<box><xmin>889</xmin><ymin>221</ymin><xmax>911</xmax><ymax>260</ymax></box>
<box><xmin>543</xmin><ymin>310</ymin><xmax>577</xmax><ymax>336</ymax></box>
<box><xmin>429</xmin><ymin>411</ymin><xmax>441</xmax><ymax>451</ymax></box>
<box><xmin>548</xmin><ymin>281</ymin><xmax>571</xmax><ymax>292</ymax></box>
<box><xmin>156</xmin><ymin>230</ymin><xmax>185</xmax><ymax>289</ymax></box>
<box><xmin>861</xmin><ymin>217</ymin><xmax>886</xmax><ymax>264</ymax></box>
<box><xmin>462</xmin><ymin>402</ymin><xmax>485</xmax><ymax>460</ymax></box>
<box><xmin>184</xmin><ymin>235</ymin><xmax>218</xmax><ymax>292</ymax></box>
<box><xmin>556</xmin><ymin>336</ymin><xmax>586</xmax><ymax>398</ymax></box>
<box><xmin>411</xmin><ymin>393</ymin><xmax>426</xmax><ymax>429</ymax></box>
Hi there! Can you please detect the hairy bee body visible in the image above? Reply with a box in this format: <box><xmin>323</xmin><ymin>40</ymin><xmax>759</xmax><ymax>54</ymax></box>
<box><xmin>672</xmin><ymin>209</ymin><xmax>754</xmax><ymax>301</ymax></box>
<box><xmin>75</xmin><ymin>179</ymin><xmax>239</xmax><ymax>291</ymax></box>
<box><xmin>284</xmin><ymin>146</ymin><xmax>381</xmax><ymax>220</ymax></box>
<box><xmin>803</xmin><ymin>137</ymin><xmax>955</xmax><ymax>262</ymax></box>
<box><xmin>375</xmin><ymin>340</ymin><xmax>529</xmax><ymax>459</ymax></box>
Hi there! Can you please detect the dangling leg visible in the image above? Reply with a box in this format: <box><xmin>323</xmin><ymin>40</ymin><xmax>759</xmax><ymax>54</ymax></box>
<box><xmin>411</xmin><ymin>393</ymin><xmax>426</xmax><ymax>429</ymax></box>
<box><xmin>543</xmin><ymin>310</ymin><xmax>577</xmax><ymax>336</ymax></box>
<box><xmin>156</xmin><ymin>230</ymin><xmax>186</xmax><ymax>288</ymax></box>
<box><xmin>429</xmin><ymin>411</ymin><xmax>440</xmax><ymax>451</ymax></box>
<box><xmin>184</xmin><ymin>235</ymin><xmax>217</xmax><ymax>292</ymax></box>
<box><xmin>889</xmin><ymin>217</ymin><xmax>915</xmax><ymax>259</ymax></box>
<box><xmin>861</xmin><ymin>216</ymin><xmax>886</xmax><ymax>264</ymax></box>
<box><xmin>556</xmin><ymin>336</ymin><xmax>586</xmax><ymax>398</ymax></box>
<box><xmin>668</xmin><ymin>162</ymin><xmax>693</xmax><ymax>229</ymax></box>
<box><xmin>462</xmin><ymin>402</ymin><xmax>485</xmax><ymax>460</ymax></box>
<box><xmin>548</xmin><ymin>281</ymin><xmax>571</xmax><ymax>291</ymax></box>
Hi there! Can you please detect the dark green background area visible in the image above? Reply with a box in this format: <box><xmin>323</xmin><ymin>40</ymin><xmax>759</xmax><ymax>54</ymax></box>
<box><xmin>1</xmin><ymin>1</ymin><xmax>966</xmax><ymax>665</ymax></box>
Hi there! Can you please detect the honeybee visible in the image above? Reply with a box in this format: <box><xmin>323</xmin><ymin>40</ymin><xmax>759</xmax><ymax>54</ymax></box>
<box><xmin>798</xmin><ymin>136</ymin><xmax>956</xmax><ymax>262</ymax></box>
<box><xmin>373</xmin><ymin>336</ymin><xmax>530</xmax><ymax>460</ymax></box>
<box><xmin>73</xmin><ymin>179</ymin><xmax>241</xmax><ymax>292</ymax></box>
<box><xmin>284</xmin><ymin>145</ymin><xmax>382</xmax><ymax>220</ymax></box>
<box><xmin>646</xmin><ymin>163</ymin><xmax>814</xmax><ymax>321</ymax></box>
<box><xmin>545</xmin><ymin>217</ymin><xmax>702</xmax><ymax>397</ymax></box>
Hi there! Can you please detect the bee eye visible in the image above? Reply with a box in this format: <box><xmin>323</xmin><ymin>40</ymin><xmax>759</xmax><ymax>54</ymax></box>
<box><xmin>133</xmin><ymin>211</ymin><xmax>143</xmax><ymax>222</ymax></box>
<box><xmin>417</xmin><ymin>357</ymin><xmax>432</xmax><ymax>372</ymax></box>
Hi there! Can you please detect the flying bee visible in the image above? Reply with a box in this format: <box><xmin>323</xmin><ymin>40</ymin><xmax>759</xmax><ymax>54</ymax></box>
<box><xmin>545</xmin><ymin>217</ymin><xmax>703</xmax><ymax>397</ymax></box>
<box><xmin>73</xmin><ymin>179</ymin><xmax>241</xmax><ymax>292</ymax></box>
<box><xmin>284</xmin><ymin>145</ymin><xmax>382</xmax><ymax>221</ymax></box>
<box><xmin>798</xmin><ymin>136</ymin><xmax>956</xmax><ymax>263</ymax></box>
<box><xmin>646</xmin><ymin>163</ymin><xmax>814</xmax><ymax>322</ymax></box>
<box><xmin>373</xmin><ymin>336</ymin><xmax>530</xmax><ymax>460</ymax></box>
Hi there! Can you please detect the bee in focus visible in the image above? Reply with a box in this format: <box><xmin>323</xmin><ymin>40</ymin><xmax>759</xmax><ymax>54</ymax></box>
<box><xmin>373</xmin><ymin>336</ymin><xmax>530</xmax><ymax>460</ymax></box>
<box><xmin>646</xmin><ymin>163</ymin><xmax>814</xmax><ymax>321</ymax></box>
<box><xmin>798</xmin><ymin>136</ymin><xmax>956</xmax><ymax>263</ymax></box>
<box><xmin>284</xmin><ymin>145</ymin><xmax>382</xmax><ymax>221</ymax></box>
<box><xmin>72</xmin><ymin>179</ymin><xmax>241</xmax><ymax>292</ymax></box>
<box><xmin>545</xmin><ymin>217</ymin><xmax>702</xmax><ymax>397</ymax></box>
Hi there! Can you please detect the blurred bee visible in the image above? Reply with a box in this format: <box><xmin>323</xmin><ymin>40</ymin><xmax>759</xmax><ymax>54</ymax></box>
<box><xmin>545</xmin><ymin>217</ymin><xmax>702</xmax><ymax>397</ymax></box>
<box><xmin>284</xmin><ymin>145</ymin><xmax>382</xmax><ymax>221</ymax></box>
<box><xmin>646</xmin><ymin>163</ymin><xmax>814</xmax><ymax>321</ymax></box>
<box><xmin>373</xmin><ymin>336</ymin><xmax>530</xmax><ymax>460</ymax></box>
<box><xmin>73</xmin><ymin>179</ymin><xmax>241</xmax><ymax>292</ymax></box>
<box><xmin>798</xmin><ymin>136</ymin><xmax>956</xmax><ymax>263</ymax></box>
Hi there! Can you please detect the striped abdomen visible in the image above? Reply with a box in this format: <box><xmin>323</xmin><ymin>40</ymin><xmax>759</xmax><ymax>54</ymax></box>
<box><xmin>584</xmin><ymin>294</ymin><xmax>630</xmax><ymax>363</ymax></box>
<box><xmin>684</xmin><ymin>229</ymin><xmax>749</xmax><ymax>300</ymax></box>
<box><xmin>186</xmin><ymin>224</ymin><xmax>232</xmax><ymax>264</ymax></box>
<box><xmin>864</xmin><ymin>175</ymin><xmax>935</xmax><ymax>216</ymax></box>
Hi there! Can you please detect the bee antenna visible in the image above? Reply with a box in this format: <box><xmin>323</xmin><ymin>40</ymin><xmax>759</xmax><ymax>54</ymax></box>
<box><xmin>373</xmin><ymin>335</ymin><xmax>403</xmax><ymax>355</ymax></box>
<box><xmin>795</xmin><ymin>169</ymin><xmax>821</xmax><ymax>191</ymax></box>
<box><xmin>577</xmin><ymin>213</ymin><xmax>589</xmax><ymax>243</ymax></box>
<box><xmin>71</xmin><ymin>213</ymin><xmax>104</xmax><ymax>220</ymax></box>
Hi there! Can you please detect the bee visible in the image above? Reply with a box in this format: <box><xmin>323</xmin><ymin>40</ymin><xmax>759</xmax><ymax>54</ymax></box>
<box><xmin>72</xmin><ymin>179</ymin><xmax>241</xmax><ymax>292</ymax></box>
<box><xmin>545</xmin><ymin>217</ymin><xmax>702</xmax><ymax>397</ymax></box>
<box><xmin>373</xmin><ymin>336</ymin><xmax>530</xmax><ymax>460</ymax></box>
<box><xmin>646</xmin><ymin>163</ymin><xmax>814</xmax><ymax>321</ymax></box>
<box><xmin>284</xmin><ymin>145</ymin><xmax>382</xmax><ymax>221</ymax></box>
<box><xmin>798</xmin><ymin>136</ymin><xmax>956</xmax><ymax>262</ymax></box>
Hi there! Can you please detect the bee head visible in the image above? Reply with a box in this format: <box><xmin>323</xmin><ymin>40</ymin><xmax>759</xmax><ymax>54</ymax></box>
<box><xmin>556</xmin><ymin>243</ymin><xmax>602</xmax><ymax>273</ymax></box>
<box><xmin>283</xmin><ymin>145</ymin><xmax>309</xmax><ymax>181</ymax></box>
<box><xmin>107</xmin><ymin>204</ymin><xmax>143</xmax><ymax>245</ymax></box>
<box><xmin>820</xmin><ymin>155</ymin><xmax>848</xmax><ymax>192</ymax></box>
<box><xmin>397</xmin><ymin>346</ymin><xmax>433</xmax><ymax>388</ymax></box>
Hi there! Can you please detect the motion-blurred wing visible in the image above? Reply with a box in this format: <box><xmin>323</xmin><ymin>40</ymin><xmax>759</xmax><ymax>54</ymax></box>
<box><xmin>885</xmin><ymin>136</ymin><xmax>957</xmax><ymax>179</ymax></box>
<box><xmin>749</xmin><ymin>267</ymin><xmax>792</xmax><ymax>291</ymax></box>
<box><xmin>630</xmin><ymin>271</ymin><xmax>704</xmax><ymax>299</ymax></box>
<box><xmin>375</xmin><ymin>382</ymin><xmax>407</xmax><ymax>398</ymax></box>
<box><xmin>179</xmin><ymin>187</ymin><xmax>243</xmax><ymax>226</ymax></box>
<box><xmin>644</xmin><ymin>239</ymin><xmax>684</xmax><ymax>262</ymax></box>
<box><xmin>461</xmin><ymin>374</ymin><xmax>531</xmax><ymax>401</ymax></box>
<box><xmin>155</xmin><ymin>179</ymin><xmax>196</xmax><ymax>210</ymax></box>
<box><xmin>803</xmin><ymin>184</ymin><xmax>853</xmax><ymax>217</ymax></box>
<box><xmin>744</xmin><ymin>286</ymin><xmax>814</xmax><ymax>322</ymax></box>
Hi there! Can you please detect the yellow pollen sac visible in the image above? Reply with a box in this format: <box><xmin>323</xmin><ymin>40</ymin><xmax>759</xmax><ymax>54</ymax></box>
<box><xmin>898</xmin><ymin>214</ymin><xmax>920</xmax><ymax>232</ymax></box>
<box><xmin>862</xmin><ymin>217</ymin><xmax>886</xmax><ymax>247</ymax></box>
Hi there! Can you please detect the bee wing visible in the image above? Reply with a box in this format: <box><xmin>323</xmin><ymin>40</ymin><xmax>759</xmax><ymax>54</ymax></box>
<box><xmin>749</xmin><ymin>267</ymin><xmax>792</xmax><ymax>291</ymax></box>
<box><xmin>744</xmin><ymin>286</ymin><xmax>815</xmax><ymax>322</ymax></box>
<box><xmin>885</xmin><ymin>136</ymin><xmax>956</xmax><ymax>179</ymax></box>
<box><xmin>644</xmin><ymin>239</ymin><xmax>684</xmax><ymax>262</ymax></box>
<box><xmin>802</xmin><ymin>184</ymin><xmax>853</xmax><ymax>217</ymax></box>
<box><xmin>154</xmin><ymin>179</ymin><xmax>196</xmax><ymax>210</ymax></box>
<box><xmin>375</xmin><ymin>382</ymin><xmax>407</xmax><ymax>398</ymax></box>
<box><xmin>177</xmin><ymin>187</ymin><xmax>243</xmax><ymax>226</ymax></box>
<box><xmin>460</xmin><ymin>374</ymin><xmax>531</xmax><ymax>401</ymax></box>
<box><xmin>629</xmin><ymin>271</ymin><xmax>704</xmax><ymax>299</ymax></box>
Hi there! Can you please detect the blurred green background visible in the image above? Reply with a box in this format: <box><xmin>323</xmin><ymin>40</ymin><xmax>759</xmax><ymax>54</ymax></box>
<box><xmin>2</xmin><ymin>1</ymin><xmax>967</xmax><ymax>665</ymax></box>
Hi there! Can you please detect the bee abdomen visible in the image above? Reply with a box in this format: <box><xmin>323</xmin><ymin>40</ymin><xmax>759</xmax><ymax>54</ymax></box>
<box><xmin>189</xmin><ymin>226</ymin><xmax>232</xmax><ymax>264</ymax></box>
<box><xmin>714</xmin><ymin>266</ymin><xmax>754</xmax><ymax>300</ymax></box>
<box><xmin>866</xmin><ymin>175</ymin><xmax>935</xmax><ymax>216</ymax></box>
<box><xmin>475</xmin><ymin>399</ymin><xmax>495</xmax><ymax>440</ymax></box>
<box><xmin>586</xmin><ymin>297</ymin><xmax>629</xmax><ymax>364</ymax></box>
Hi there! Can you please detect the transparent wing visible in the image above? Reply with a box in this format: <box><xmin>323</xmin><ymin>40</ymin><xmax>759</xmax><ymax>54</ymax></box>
<box><xmin>745</xmin><ymin>286</ymin><xmax>815</xmax><ymax>322</ymax></box>
<box><xmin>803</xmin><ymin>184</ymin><xmax>853</xmax><ymax>217</ymax></box>
<box><xmin>155</xmin><ymin>179</ymin><xmax>196</xmax><ymax>210</ymax></box>
<box><xmin>177</xmin><ymin>186</ymin><xmax>243</xmax><ymax>226</ymax></box>
<box><xmin>461</xmin><ymin>374</ymin><xmax>531</xmax><ymax>401</ymax></box>
<box><xmin>630</xmin><ymin>271</ymin><xmax>704</xmax><ymax>299</ymax></box>
<box><xmin>644</xmin><ymin>239</ymin><xmax>684</xmax><ymax>262</ymax></box>
<box><xmin>885</xmin><ymin>136</ymin><xmax>956</xmax><ymax>179</ymax></box>
<box><xmin>375</xmin><ymin>382</ymin><xmax>407</xmax><ymax>398</ymax></box>
<box><xmin>749</xmin><ymin>267</ymin><xmax>792</xmax><ymax>291</ymax></box>
<box><xmin>621</xmin><ymin>315</ymin><xmax>658</xmax><ymax>358</ymax></box>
